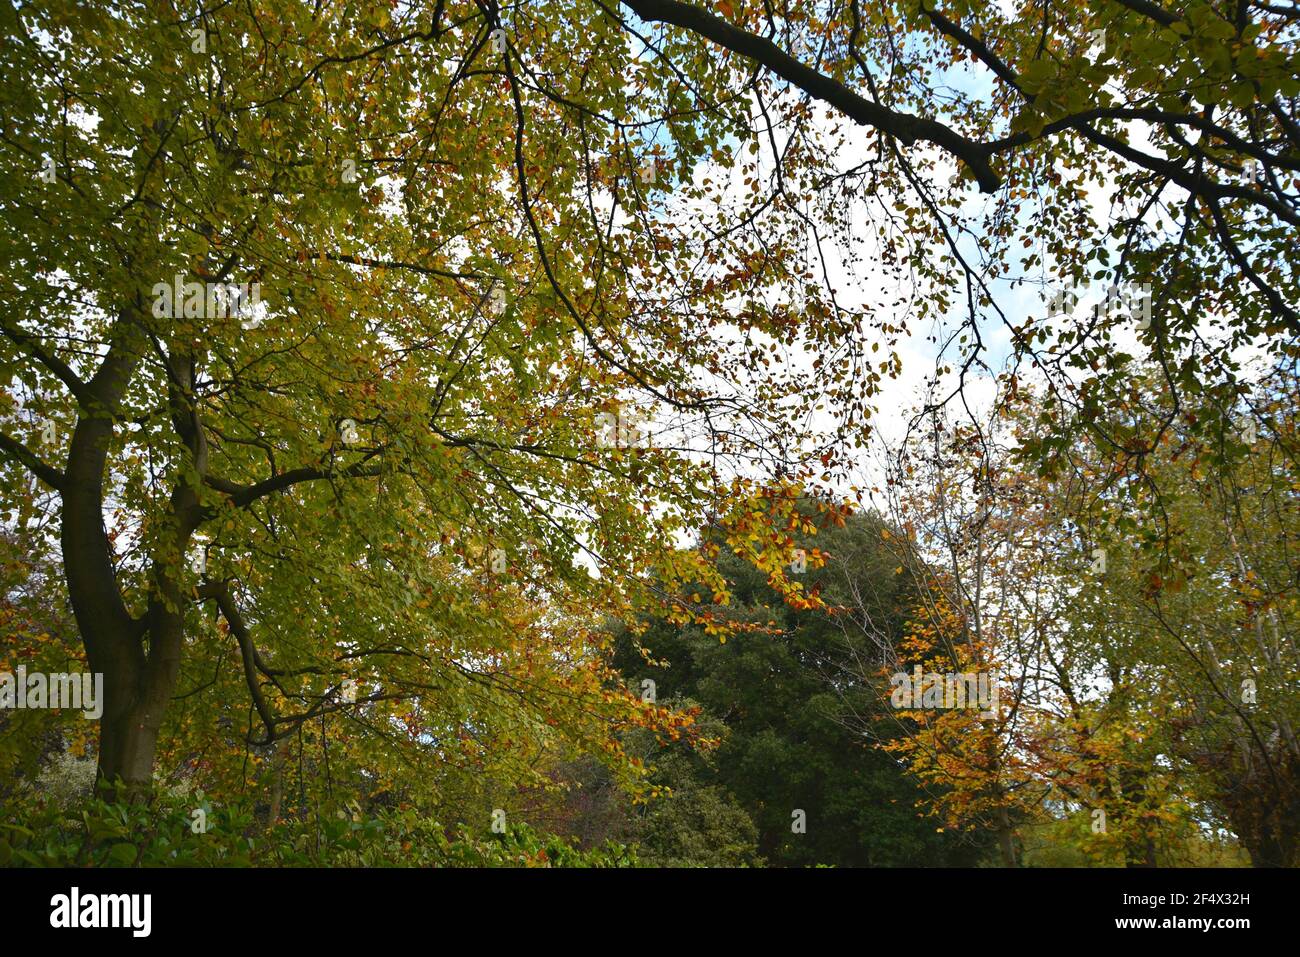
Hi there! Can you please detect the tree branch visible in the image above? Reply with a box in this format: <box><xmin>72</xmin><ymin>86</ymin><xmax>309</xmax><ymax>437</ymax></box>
<box><xmin>0</xmin><ymin>322</ymin><xmax>94</xmax><ymax>407</ymax></box>
<box><xmin>1112</xmin><ymin>0</ymin><xmax>1180</xmax><ymax>27</ymax></box>
<box><xmin>208</xmin><ymin>583</ymin><xmax>279</xmax><ymax>743</ymax></box>
<box><xmin>618</xmin><ymin>0</ymin><xmax>1001</xmax><ymax>192</ymax></box>
<box><xmin>204</xmin><ymin>458</ymin><xmax>384</xmax><ymax>509</ymax></box>
<box><xmin>0</xmin><ymin>429</ymin><xmax>64</xmax><ymax>489</ymax></box>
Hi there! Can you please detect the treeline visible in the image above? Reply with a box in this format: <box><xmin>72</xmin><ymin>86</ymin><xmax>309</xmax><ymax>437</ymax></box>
<box><xmin>4</xmin><ymin>365</ymin><xmax>1297</xmax><ymax>867</ymax></box>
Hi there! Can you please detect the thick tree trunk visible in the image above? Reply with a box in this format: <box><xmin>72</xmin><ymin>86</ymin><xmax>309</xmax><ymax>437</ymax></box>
<box><xmin>57</xmin><ymin>320</ymin><xmax>172</xmax><ymax>802</ymax></box>
<box><xmin>1247</xmin><ymin>835</ymin><xmax>1290</xmax><ymax>868</ymax></box>
<box><xmin>1218</xmin><ymin>756</ymin><xmax>1300</xmax><ymax>867</ymax></box>
<box><xmin>97</xmin><ymin>701</ymin><xmax>163</xmax><ymax>801</ymax></box>
<box><xmin>1236</xmin><ymin>808</ymin><xmax>1300</xmax><ymax>867</ymax></box>
<box><xmin>92</xmin><ymin>619</ymin><xmax>183</xmax><ymax>802</ymax></box>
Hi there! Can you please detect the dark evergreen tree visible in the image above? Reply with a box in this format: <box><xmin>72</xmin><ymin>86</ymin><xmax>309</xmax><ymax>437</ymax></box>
<box><xmin>615</xmin><ymin>505</ymin><xmax>992</xmax><ymax>867</ymax></box>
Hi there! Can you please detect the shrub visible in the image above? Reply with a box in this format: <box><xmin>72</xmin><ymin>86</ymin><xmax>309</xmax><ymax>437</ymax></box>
<box><xmin>0</xmin><ymin>791</ymin><xmax>637</xmax><ymax>868</ymax></box>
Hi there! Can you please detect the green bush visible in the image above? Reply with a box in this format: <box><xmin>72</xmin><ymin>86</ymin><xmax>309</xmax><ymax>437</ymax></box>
<box><xmin>0</xmin><ymin>791</ymin><xmax>637</xmax><ymax>868</ymax></box>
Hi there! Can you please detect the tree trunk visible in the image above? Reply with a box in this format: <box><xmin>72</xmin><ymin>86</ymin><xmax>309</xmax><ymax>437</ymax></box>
<box><xmin>92</xmin><ymin>619</ymin><xmax>183</xmax><ymax>803</ymax></box>
<box><xmin>97</xmin><ymin>701</ymin><xmax>163</xmax><ymax>802</ymax></box>
<box><xmin>1237</xmin><ymin>808</ymin><xmax>1299</xmax><ymax>867</ymax></box>
<box><xmin>57</xmin><ymin>319</ymin><xmax>187</xmax><ymax>803</ymax></box>
<box><xmin>61</xmin><ymin>355</ymin><xmax>149</xmax><ymax>799</ymax></box>
<box><xmin>995</xmin><ymin>804</ymin><xmax>1017</xmax><ymax>866</ymax></box>
<box><xmin>1119</xmin><ymin>766</ymin><xmax>1157</xmax><ymax>867</ymax></box>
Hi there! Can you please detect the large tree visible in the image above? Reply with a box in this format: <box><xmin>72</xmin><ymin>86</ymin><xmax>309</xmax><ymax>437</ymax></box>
<box><xmin>0</xmin><ymin>0</ymin><xmax>806</xmax><ymax>798</ymax></box>
<box><xmin>614</xmin><ymin>507</ymin><xmax>990</xmax><ymax>866</ymax></box>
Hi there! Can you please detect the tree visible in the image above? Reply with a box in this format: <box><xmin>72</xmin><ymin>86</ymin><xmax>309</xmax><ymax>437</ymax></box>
<box><xmin>873</xmin><ymin>364</ymin><xmax>1298</xmax><ymax>866</ymax></box>
<box><xmin>1050</xmin><ymin>364</ymin><xmax>1300</xmax><ymax>866</ymax></box>
<box><xmin>614</xmin><ymin>505</ymin><xmax>989</xmax><ymax>866</ymax></box>
<box><xmin>0</xmin><ymin>0</ymin><xmax>808</xmax><ymax>799</ymax></box>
